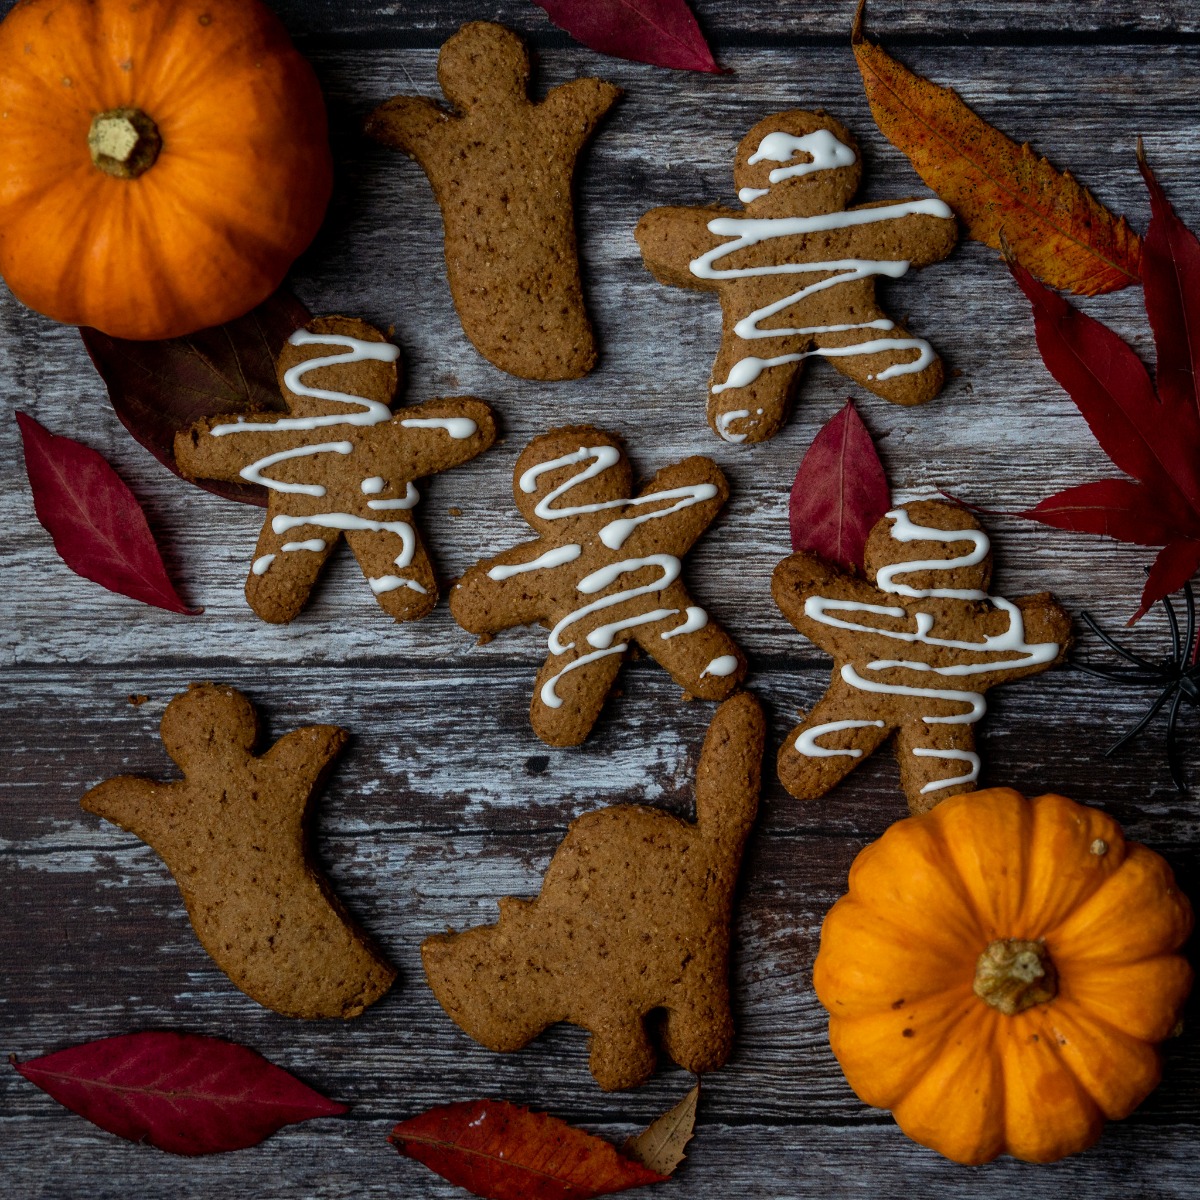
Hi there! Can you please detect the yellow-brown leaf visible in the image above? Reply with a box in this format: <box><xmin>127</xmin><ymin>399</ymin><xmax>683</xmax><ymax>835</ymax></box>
<box><xmin>851</xmin><ymin>0</ymin><xmax>1141</xmax><ymax>296</ymax></box>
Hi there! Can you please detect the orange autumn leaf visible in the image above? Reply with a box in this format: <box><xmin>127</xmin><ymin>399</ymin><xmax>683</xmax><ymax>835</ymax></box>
<box><xmin>851</xmin><ymin>0</ymin><xmax>1141</xmax><ymax>296</ymax></box>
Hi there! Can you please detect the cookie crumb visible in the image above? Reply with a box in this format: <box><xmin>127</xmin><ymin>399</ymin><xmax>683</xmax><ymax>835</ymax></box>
<box><xmin>128</xmin><ymin>694</ymin><xmax>148</xmax><ymax>707</ymax></box>
<box><xmin>449</xmin><ymin>506</ymin><xmax>463</xmax><ymax>517</ymax></box>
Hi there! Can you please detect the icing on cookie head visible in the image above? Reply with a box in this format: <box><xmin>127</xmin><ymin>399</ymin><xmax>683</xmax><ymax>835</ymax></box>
<box><xmin>733</xmin><ymin>111</ymin><xmax>861</xmax><ymax>214</ymax></box>
<box><xmin>512</xmin><ymin>427</ymin><xmax>636</xmax><ymax>534</ymax></box>
<box><xmin>864</xmin><ymin>500</ymin><xmax>993</xmax><ymax>598</ymax></box>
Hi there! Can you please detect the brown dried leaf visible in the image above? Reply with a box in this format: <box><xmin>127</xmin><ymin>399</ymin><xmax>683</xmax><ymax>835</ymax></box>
<box><xmin>624</xmin><ymin>1084</ymin><xmax>698</xmax><ymax>1176</ymax></box>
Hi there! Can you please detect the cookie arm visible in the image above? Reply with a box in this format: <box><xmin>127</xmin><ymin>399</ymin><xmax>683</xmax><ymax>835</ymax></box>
<box><xmin>617</xmin><ymin>456</ymin><xmax>730</xmax><ymax>559</ymax></box>
<box><xmin>81</xmin><ymin>776</ymin><xmax>171</xmax><ymax>852</ymax></box>
<box><xmin>260</xmin><ymin>726</ymin><xmax>348</xmax><ymax>803</ymax></box>
<box><xmin>539</xmin><ymin>78</ymin><xmax>621</xmax><ymax>155</ymax></box>
<box><xmin>771</xmin><ymin>553</ymin><xmax>883</xmax><ymax>656</ymax></box>
<box><xmin>636</xmin><ymin>206</ymin><xmax>732</xmax><ymax>290</ymax></box>
<box><xmin>448</xmin><ymin>554</ymin><xmax>554</xmax><ymax>635</ymax></box>
<box><xmin>389</xmin><ymin>398</ymin><xmax>497</xmax><ymax>480</ymax></box>
<box><xmin>364</xmin><ymin>96</ymin><xmax>453</xmax><ymax>165</ymax></box>
<box><xmin>635</xmin><ymin>585</ymin><xmax>746</xmax><ymax>702</ymax></box>
<box><xmin>174</xmin><ymin>422</ymin><xmax>285</xmax><ymax>485</ymax></box>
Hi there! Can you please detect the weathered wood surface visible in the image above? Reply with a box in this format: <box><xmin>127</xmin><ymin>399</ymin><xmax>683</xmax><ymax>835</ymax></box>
<box><xmin>2</xmin><ymin>3</ymin><xmax>1200</xmax><ymax>1198</ymax></box>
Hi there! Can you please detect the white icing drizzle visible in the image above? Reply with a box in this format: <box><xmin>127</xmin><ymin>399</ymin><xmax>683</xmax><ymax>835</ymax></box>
<box><xmin>238</xmin><ymin>441</ymin><xmax>353</xmax><ymax>495</ymax></box>
<box><xmin>361</xmin><ymin>476</ymin><xmax>386</xmax><ymax>494</ymax></box>
<box><xmin>661</xmin><ymin>606</ymin><xmax>708</xmax><ymax>640</ymax></box>
<box><xmin>252</xmin><ymin>554</ymin><xmax>275</xmax><ymax>576</ymax></box>
<box><xmin>518</xmin><ymin>446</ymin><xmax>719</xmax><ymax>551</ymax></box>
<box><xmin>367</xmin><ymin>482</ymin><xmax>419</xmax><ymax>511</ymax></box>
<box><xmin>746</xmin><ymin>129</ymin><xmax>858</xmax><ymax>183</ymax></box>
<box><xmin>540</xmin><ymin>646</ymin><xmax>626</xmax><ymax>709</ymax></box>
<box><xmin>797</xmin><ymin>510</ymin><xmax>1060</xmax><ymax>792</ymax></box>
<box><xmin>487</xmin><ymin>544</ymin><xmax>583</xmax><ymax>581</ymax></box>
<box><xmin>369</xmin><ymin>574</ymin><xmax>428</xmax><ymax>595</ymax></box>
<box><xmin>796</xmin><ymin>718</ymin><xmax>885</xmax><ymax>758</ymax></box>
<box><xmin>549</xmin><ymin>554</ymin><xmax>680</xmax><ymax>654</ymax></box>
<box><xmin>690</xmin><ymin>172</ymin><xmax>953</xmax><ymax>394</ymax></box>
<box><xmin>281</xmin><ymin>539</ymin><xmax>326</xmax><ymax>553</ymax></box>
<box><xmin>400</xmin><ymin>416</ymin><xmax>478</xmax><ymax>440</ymax></box>
<box><xmin>701</xmin><ymin>654</ymin><xmax>739</xmax><ymax>679</ymax></box>
<box><xmin>737</xmin><ymin>187</ymin><xmax>770</xmax><ymax>204</ymax></box>
<box><xmin>912</xmin><ymin>748</ymin><xmax>981</xmax><ymax>794</ymax></box>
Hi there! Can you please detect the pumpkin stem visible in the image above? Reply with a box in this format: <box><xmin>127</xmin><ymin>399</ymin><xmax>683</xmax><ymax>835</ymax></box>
<box><xmin>88</xmin><ymin>108</ymin><xmax>161</xmax><ymax>179</ymax></box>
<box><xmin>973</xmin><ymin>938</ymin><xmax>1058</xmax><ymax>1016</ymax></box>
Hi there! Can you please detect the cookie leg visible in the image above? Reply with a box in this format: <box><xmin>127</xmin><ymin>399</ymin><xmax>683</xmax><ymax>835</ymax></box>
<box><xmin>344</xmin><ymin>527</ymin><xmax>438</xmax><ymax>622</ymax></box>
<box><xmin>894</xmin><ymin>719</ymin><xmax>981</xmax><ymax>815</ymax></box>
<box><xmin>662</xmin><ymin>989</ymin><xmax>734</xmax><ymax>1076</ymax></box>
<box><xmin>530</xmin><ymin>646</ymin><xmax>626</xmax><ymax>747</ymax></box>
<box><xmin>244</xmin><ymin>521</ymin><xmax>338</xmax><ymax>623</ymax></box>
<box><xmin>814</xmin><ymin>306</ymin><xmax>945</xmax><ymax>408</ymax></box>
<box><xmin>707</xmin><ymin>321</ymin><xmax>807</xmax><ymax>446</ymax></box>
<box><xmin>635</xmin><ymin>589</ymin><xmax>746</xmax><ymax>701</ymax></box>
<box><xmin>587</xmin><ymin>1011</ymin><xmax>657</xmax><ymax>1091</ymax></box>
<box><xmin>778</xmin><ymin>693</ymin><xmax>893</xmax><ymax>801</ymax></box>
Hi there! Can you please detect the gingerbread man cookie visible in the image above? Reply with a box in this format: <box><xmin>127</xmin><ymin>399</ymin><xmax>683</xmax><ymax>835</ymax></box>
<box><xmin>366</xmin><ymin>22</ymin><xmax>620</xmax><ymax>381</ymax></box>
<box><xmin>450</xmin><ymin>426</ymin><xmax>747</xmax><ymax>746</ymax></box>
<box><xmin>636</xmin><ymin>111</ymin><xmax>958</xmax><ymax>444</ymax></box>
<box><xmin>82</xmin><ymin>685</ymin><xmax>396</xmax><ymax>1019</ymax></box>
<box><xmin>423</xmin><ymin>692</ymin><xmax>765</xmax><ymax>1091</ymax></box>
<box><xmin>774</xmin><ymin>501</ymin><xmax>1071</xmax><ymax>814</ymax></box>
<box><xmin>175</xmin><ymin>316</ymin><xmax>496</xmax><ymax>623</ymax></box>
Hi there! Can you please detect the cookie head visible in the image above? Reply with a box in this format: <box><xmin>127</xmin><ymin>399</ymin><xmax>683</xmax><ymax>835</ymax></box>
<box><xmin>733</xmin><ymin>111</ymin><xmax>861</xmax><ymax>213</ymax></box>
<box><xmin>438</xmin><ymin>21</ymin><xmax>530</xmax><ymax>112</ymax></box>
<box><xmin>276</xmin><ymin>316</ymin><xmax>400</xmax><ymax>420</ymax></box>
<box><xmin>160</xmin><ymin>684</ymin><xmax>259</xmax><ymax>774</ymax></box>
<box><xmin>864</xmin><ymin>500</ymin><xmax>993</xmax><ymax>597</ymax></box>
<box><xmin>511</xmin><ymin>426</ymin><xmax>634</xmax><ymax>533</ymax></box>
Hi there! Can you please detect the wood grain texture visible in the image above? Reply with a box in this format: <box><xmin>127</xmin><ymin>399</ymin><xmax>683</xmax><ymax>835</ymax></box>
<box><xmin>2</xmin><ymin>8</ymin><xmax>1200</xmax><ymax>1199</ymax></box>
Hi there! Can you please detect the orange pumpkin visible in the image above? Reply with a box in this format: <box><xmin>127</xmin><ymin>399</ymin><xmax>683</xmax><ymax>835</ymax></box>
<box><xmin>0</xmin><ymin>0</ymin><xmax>332</xmax><ymax>339</ymax></box>
<box><xmin>813</xmin><ymin>787</ymin><xmax>1193</xmax><ymax>1165</ymax></box>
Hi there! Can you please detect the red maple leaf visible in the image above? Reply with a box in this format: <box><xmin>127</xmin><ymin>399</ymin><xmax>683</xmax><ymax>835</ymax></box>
<box><xmin>1009</xmin><ymin>144</ymin><xmax>1200</xmax><ymax>622</ymax></box>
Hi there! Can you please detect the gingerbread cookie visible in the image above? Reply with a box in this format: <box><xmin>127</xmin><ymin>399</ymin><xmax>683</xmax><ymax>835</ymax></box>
<box><xmin>636</xmin><ymin>111</ymin><xmax>958</xmax><ymax>444</ymax></box>
<box><xmin>175</xmin><ymin>316</ymin><xmax>496</xmax><ymax>623</ymax></box>
<box><xmin>423</xmin><ymin>692</ymin><xmax>765</xmax><ymax>1090</ymax></box>
<box><xmin>450</xmin><ymin>426</ymin><xmax>747</xmax><ymax>746</ymax></box>
<box><xmin>82</xmin><ymin>685</ymin><xmax>396</xmax><ymax>1019</ymax></box>
<box><xmin>774</xmin><ymin>500</ymin><xmax>1071</xmax><ymax>814</ymax></box>
<box><xmin>365</xmin><ymin>22</ymin><xmax>619</xmax><ymax>381</ymax></box>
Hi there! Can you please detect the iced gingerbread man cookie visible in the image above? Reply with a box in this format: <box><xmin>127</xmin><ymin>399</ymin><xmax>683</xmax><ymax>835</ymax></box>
<box><xmin>450</xmin><ymin>426</ymin><xmax>747</xmax><ymax>746</ymax></box>
<box><xmin>366</xmin><ymin>22</ymin><xmax>619</xmax><ymax>381</ymax></box>
<box><xmin>637</xmin><ymin>110</ymin><xmax>957</xmax><ymax>444</ymax></box>
<box><xmin>423</xmin><ymin>692</ymin><xmax>766</xmax><ymax>1090</ymax></box>
<box><xmin>176</xmin><ymin>316</ymin><xmax>496</xmax><ymax>623</ymax></box>
<box><xmin>774</xmin><ymin>500</ymin><xmax>1071</xmax><ymax>813</ymax></box>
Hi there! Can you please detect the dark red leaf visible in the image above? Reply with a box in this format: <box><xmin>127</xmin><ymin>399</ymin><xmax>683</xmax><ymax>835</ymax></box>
<box><xmin>1135</xmin><ymin>539</ymin><xmax>1200</xmax><ymax>622</ymax></box>
<box><xmin>1138</xmin><ymin>144</ymin><xmax>1200</xmax><ymax>425</ymax></box>
<box><xmin>532</xmin><ymin>0</ymin><xmax>721</xmax><ymax>73</ymax></box>
<box><xmin>1016</xmin><ymin>479</ymin><xmax>1193</xmax><ymax>546</ymax></box>
<box><xmin>390</xmin><ymin>1099</ymin><xmax>668</xmax><ymax>1200</ymax></box>
<box><xmin>16</xmin><ymin>412</ymin><xmax>199</xmax><ymax>615</ymax></box>
<box><xmin>1010</xmin><ymin>259</ymin><xmax>1200</xmax><ymax>519</ymax></box>
<box><xmin>12</xmin><ymin>1033</ymin><xmax>346</xmax><ymax>1155</ymax></box>
<box><xmin>80</xmin><ymin>288</ymin><xmax>310</xmax><ymax>507</ymax></box>
<box><xmin>789</xmin><ymin>399</ymin><xmax>891</xmax><ymax>570</ymax></box>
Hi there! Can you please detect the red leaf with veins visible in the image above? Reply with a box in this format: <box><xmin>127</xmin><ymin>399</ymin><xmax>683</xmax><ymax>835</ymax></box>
<box><xmin>1006</xmin><ymin>151</ymin><xmax>1200</xmax><ymax>620</ymax></box>
<box><xmin>789</xmin><ymin>399</ymin><xmax>891</xmax><ymax>571</ymax></box>
<box><xmin>12</xmin><ymin>1033</ymin><xmax>346</xmax><ymax>1155</ymax></box>
<box><xmin>390</xmin><ymin>1098</ymin><xmax>669</xmax><ymax>1199</ymax></box>
<box><xmin>17</xmin><ymin>412</ymin><xmax>199</xmax><ymax>615</ymax></box>
<box><xmin>531</xmin><ymin>1</ymin><xmax>721</xmax><ymax>73</ymax></box>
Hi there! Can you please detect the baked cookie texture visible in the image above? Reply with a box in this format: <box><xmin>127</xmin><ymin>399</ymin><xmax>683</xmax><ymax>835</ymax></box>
<box><xmin>774</xmin><ymin>500</ymin><xmax>1072</xmax><ymax>814</ymax></box>
<box><xmin>366</xmin><ymin>22</ymin><xmax>620</xmax><ymax>381</ymax></box>
<box><xmin>637</xmin><ymin>110</ymin><xmax>958</xmax><ymax>444</ymax></box>
<box><xmin>175</xmin><ymin>315</ymin><xmax>495</xmax><ymax>624</ymax></box>
<box><xmin>450</xmin><ymin>425</ymin><xmax>747</xmax><ymax>746</ymax></box>
<box><xmin>81</xmin><ymin>685</ymin><xmax>396</xmax><ymax>1019</ymax></box>
<box><xmin>423</xmin><ymin>692</ymin><xmax>766</xmax><ymax>1090</ymax></box>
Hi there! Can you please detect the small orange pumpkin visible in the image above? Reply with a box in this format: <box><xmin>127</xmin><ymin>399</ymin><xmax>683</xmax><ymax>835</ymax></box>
<box><xmin>0</xmin><ymin>0</ymin><xmax>332</xmax><ymax>339</ymax></box>
<box><xmin>813</xmin><ymin>787</ymin><xmax>1193</xmax><ymax>1165</ymax></box>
